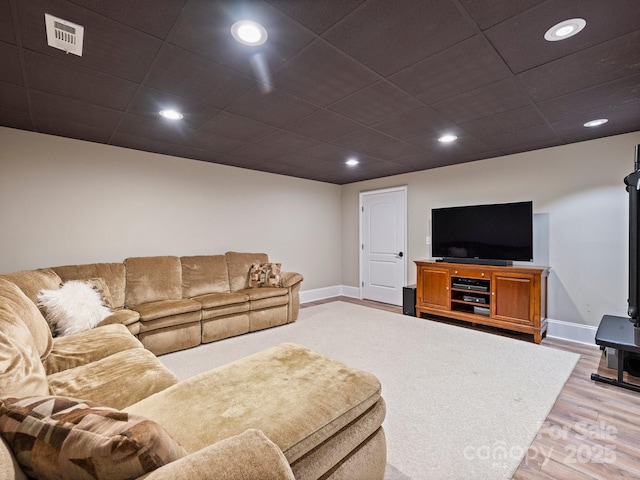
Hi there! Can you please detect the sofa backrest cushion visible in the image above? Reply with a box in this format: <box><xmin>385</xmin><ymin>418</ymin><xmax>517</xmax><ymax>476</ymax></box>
<box><xmin>181</xmin><ymin>255</ymin><xmax>230</xmax><ymax>298</ymax></box>
<box><xmin>0</xmin><ymin>268</ymin><xmax>61</xmax><ymax>305</ymax></box>
<box><xmin>124</xmin><ymin>256</ymin><xmax>182</xmax><ymax>306</ymax></box>
<box><xmin>53</xmin><ymin>263</ymin><xmax>127</xmax><ymax>309</ymax></box>
<box><xmin>0</xmin><ymin>278</ymin><xmax>49</xmax><ymax>397</ymax></box>
<box><xmin>225</xmin><ymin>252</ymin><xmax>269</xmax><ymax>292</ymax></box>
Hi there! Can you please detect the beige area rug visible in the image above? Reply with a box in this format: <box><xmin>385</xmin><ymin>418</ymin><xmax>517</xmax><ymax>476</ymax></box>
<box><xmin>159</xmin><ymin>301</ymin><xmax>580</xmax><ymax>480</ymax></box>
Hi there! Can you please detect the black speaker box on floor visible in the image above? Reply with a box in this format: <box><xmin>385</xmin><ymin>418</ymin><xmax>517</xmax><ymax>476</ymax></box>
<box><xmin>403</xmin><ymin>285</ymin><xmax>416</xmax><ymax>316</ymax></box>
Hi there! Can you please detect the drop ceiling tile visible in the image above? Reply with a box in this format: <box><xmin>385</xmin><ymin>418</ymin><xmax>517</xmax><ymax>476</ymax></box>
<box><xmin>273</xmin><ymin>40</ymin><xmax>378</xmax><ymax>106</ymax></box>
<box><xmin>271</xmin><ymin>152</ymin><xmax>324</xmax><ymax>167</ymax></box>
<box><xmin>109</xmin><ymin>132</ymin><xmax>174</xmax><ymax>155</ymax></box>
<box><xmin>181</xmin><ymin>131</ymin><xmax>246</xmax><ymax>154</ymax></box>
<box><xmin>116</xmin><ymin>113</ymin><xmax>194</xmax><ymax>144</ymax></box>
<box><xmin>301</xmin><ymin>143</ymin><xmax>358</xmax><ymax>163</ymax></box>
<box><xmin>366</xmin><ymin>141</ymin><xmax>425</xmax><ymax>161</ymax></box>
<box><xmin>68</xmin><ymin>0</ymin><xmax>184</xmax><ymax>39</ymax></box>
<box><xmin>24</xmin><ymin>50</ymin><xmax>137</xmax><ymax>111</ymax></box>
<box><xmin>328</xmin><ymin>81</ymin><xmax>423</xmax><ymax>126</ymax></box>
<box><xmin>458</xmin><ymin>0</ymin><xmax>545</xmax><ymax>30</ymax></box>
<box><xmin>460</xmin><ymin>105</ymin><xmax>546</xmax><ymax>138</ymax></box>
<box><xmin>145</xmin><ymin>45</ymin><xmax>255</xmax><ymax>110</ymax></box>
<box><xmin>0</xmin><ymin>108</ymin><xmax>33</xmax><ymax>131</ymax></box>
<box><xmin>0</xmin><ymin>0</ymin><xmax>15</xmax><ymax>44</ymax></box>
<box><xmin>16</xmin><ymin>0</ymin><xmax>162</xmax><ymax>82</ymax></box>
<box><xmin>0</xmin><ymin>82</ymin><xmax>28</xmax><ymax>112</ymax></box>
<box><xmin>560</xmin><ymin>119</ymin><xmax>640</xmax><ymax>145</ymax></box>
<box><xmin>537</xmin><ymin>74</ymin><xmax>640</xmax><ymax>123</ymax></box>
<box><xmin>324</xmin><ymin>0</ymin><xmax>475</xmax><ymax>76</ymax></box>
<box><xmin>550</xmin><ymin>101</ymin><xmax>640</xmax><ymax>140</ymax></box>
<box><xmin>201</xmin><ymin>111</ymin><xmax>277</xmax><ymax>141</ymax></box>
<box><xmin>30</xmin><ymin>90</ymin><xmax>122</xmax><ymax>131</ymax></box>
<box><xmin>266</xmin><ymin>0</ymin><xmax>366</xmax><ymax>34</ymax></box>
<box><xmin>485</xmin><ymin>0</ymin><xmax>640</xmax><ymax>74</ymax></box>
<box><xmin>226</xmin><ymin>87</ymin><xmax>318</xmax><ymax>128</ymax></box>
<box><xmin>373</xmin><ymin>107</ymin><xmax>453</xmax><ymax>139</ymax></box>
<box><xmin>0</xmin><ymin>43</ymin><xmax>22</xmax><ymax>85</ymax></box>
<box><xmin>167</xmin><ymin>0</ymin><xmax>314</xmax><ymax>76</ymax></box>
<box><xmin>165</xmin><ymin>145</ymin><xmax>224</xmax><ymax>163</ymax></box>
<box><xmin>500</xmin><ymin>138</ymin><xmax>565</xmax><ymax>156</ymax></box>
<box><xmin>390</xmin><ymin>36</ymin><xmax>511</xmax><ymax>104</ymax></box>
<box><xmin>332</xmin><ymin>128</ymin><xmax>395</xmax><ymax>152</ymax></box>
<box><xmin>231</xmin><ymin>143</ymin><xmax>289</xmax><ymax>162</ymax></box>
<box><xmin>127</xmin><ymin>87</ymin><xmax>219</xmax><ymax>129</ymax></box>
<box><xmin>210</xmin><ymin>154</ymin><xmax>268</xmax><ymax>170</ymax></box>
<box><xmin>431</xmin><ymin>78</ymin><xmax>531</xmax><ymax>124</ymax></box>
<box><xmin>34</xmin><ymin>116</ymin><xmax>114</xmax><ymax>143</ymax></box>
<box><xmin>254</xmin><ymin>130</ymin><xmax>320</xmax><ymax>152</ymax></box>
<box><xmin>517</xmin><ymin>31</ymin><xmax>640</xmax><ymax>102</ymax></box>
<box><xmin>485</xmin><ymin>124</ymin><xmax>560</xmax><ymax>150</ymax></box>
<box><xmin>285</xmin><ymin>109</ymin><xmax>361</xmax><ymax>141</ymax></box>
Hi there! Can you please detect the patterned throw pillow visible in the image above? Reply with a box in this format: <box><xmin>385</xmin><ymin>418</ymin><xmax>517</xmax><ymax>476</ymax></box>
<box><xmin>249</xmin><ymin>263</ymin><xmax>281</xmax><ymax>288</ymax></box>
<box><xmin>85</xmin><ymin>277</ymin><xmax>115</xmax><ymax>310</ymax></box>
<box><xmin>0</xmin><ymin>396</ymin><xmax>187</xmax><ymax>480</ymax></box>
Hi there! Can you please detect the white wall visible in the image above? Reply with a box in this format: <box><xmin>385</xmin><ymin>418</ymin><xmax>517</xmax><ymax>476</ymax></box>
<box><xmin>0</xmin><ymin>127</ymin><xmax>342</xmax><ymax>291</ymax></box>
<box><xmin>342</xmin><ymin>131</ymin><xmax>640</xmax><ymax>327</ymax></box>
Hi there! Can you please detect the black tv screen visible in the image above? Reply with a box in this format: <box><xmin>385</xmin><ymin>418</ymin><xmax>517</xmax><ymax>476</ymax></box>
<box><xmin>432</xmin><ymin>201</ymin><xmax>533</xmax><ymax>262</ymax></box>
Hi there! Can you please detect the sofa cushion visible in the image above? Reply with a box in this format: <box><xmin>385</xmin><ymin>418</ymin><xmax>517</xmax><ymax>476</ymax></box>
<box><xmin>124</xmin><ymin>256</ymin><xmax>182</xmax><ymax>306</ymax></box>
<box><xmin>133</xmin><ymin>298</ymin><xmax>201</xmax><ymax>322</ymax></box>
<box><xmin>239</xmin><ymin>287</ymin><xmax>288</xmax><ymax>301</ymax></box>
<box><xmin>98</xmin><ymin>308</ymin><xmax>140</xmax><ymax>327</ymax></box>
<box><xmin>181</xmin><ymin>255</ymin><xmax>230</xmax><ymax>297</ymax></box>
<box><xmin>0</xmin><ymin>396</ymin><xmax>187</xmax><ymax>480</ymax></box>
<box><xmin>249</xmin><ymin>262</ymin><xmax>281</xmax><ymax>288</ymax></box>
<box><xmin>37</xmin><ymin>280</ymin><xmax>112</xmax><ymax>337</ymax></box>
<box><xmin>192</xmin><ymin>291</ymin><xmax>249</xmax><ymax>309</ymax></box>
<box><xmin>84</xmin><ymin>277</ymin><xmax>115</xmax><ymax>309</ymax></box>
<box><xmin>47</xmin><ymin>348</ymin><xmax>179</xmax><ymax>410</ymax></box>
<box><xmin>53</xmin><ymin>263</ymin><xmax>127</xmax><ymax>309</ymax></box>
<box><xmin>124</xmin><ymin>343</ymin><xmax>382</xmax><ymax>462</ymax></box>
<box><xmin>0</xmin><ymin>268</ymin><xmax>61</xmax><ymax>306</ymax></box>
<box><xmin>44</xmin><ymin>323</ymin><xmax>143</xmax><ymax>375</ymax></box>
<box><xmin>225</xmin><ymin>252</ymin><xmax>268</xmax><ymax>292</ymax></box>
<box><xmin>0</xmin><ymin>279</ymin><xmax>49</xmax><ymax>398</ymax></box>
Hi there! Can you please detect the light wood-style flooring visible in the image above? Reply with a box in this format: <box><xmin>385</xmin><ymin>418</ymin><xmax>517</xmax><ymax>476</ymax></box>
<box><xmin>302</xmin><ymin>297</ymin><xmax>640</xmax><ymax>479</ymax></box>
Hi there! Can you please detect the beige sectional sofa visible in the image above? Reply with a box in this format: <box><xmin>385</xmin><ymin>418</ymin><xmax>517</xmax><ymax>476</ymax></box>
<box><xmin>0</xmin><ymin>254</ymin><xmax>387</xmax><ymax>479</ymax></box>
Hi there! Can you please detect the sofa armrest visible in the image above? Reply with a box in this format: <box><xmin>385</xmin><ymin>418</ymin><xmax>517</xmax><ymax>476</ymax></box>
<box><xmin>143</xmin><ymin>429</ymin><xmax>295</xmax><ymax>480</ymax></box>
<box><xmin>279</xmin><ymin>272</ymin><xmax>303</xmax><ymax>289</ymax></box>
<box><xmin>96</xmin><ymin>308</ymin><xmax>140</xmax><ymax>328</ymax></box>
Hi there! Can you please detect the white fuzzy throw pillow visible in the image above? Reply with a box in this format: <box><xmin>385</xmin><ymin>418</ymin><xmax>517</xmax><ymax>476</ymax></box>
<box><xmin>38</xmin><ymin>280</ymin><xmax>112</xmax><ymax>336</ymax></box>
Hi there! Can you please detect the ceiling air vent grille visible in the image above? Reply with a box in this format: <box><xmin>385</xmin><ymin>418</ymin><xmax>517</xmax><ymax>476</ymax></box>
<box><xmin>45</xmin><ymin>13</ymin><xmax>84</xmax><ymax>56</ymax></box>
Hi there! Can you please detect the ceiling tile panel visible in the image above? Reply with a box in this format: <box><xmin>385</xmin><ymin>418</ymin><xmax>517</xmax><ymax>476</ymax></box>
<box><xmin>181</xmin><ymin>131</ymin><xmax>246</xmax><ymax>154</ymax></box>
<box><xmin>550</xmin><ymin>101</ymin><xmax>640</xmax><ymax>140</ymax></box>
<box><xmin>145</xmin><ymin>45</ymin><xmax>255</xmax><ymax>110</ymax></box>
<box><xmin>109</xmin><ymin>132</ymin><xmax>174</xmax><ymax>155</ymax></box>
<box><xmin>272</xmin><ymin>40</ymin><xmax>378</xmax><ymax>106</ymax></box>
<box><xmin>0</xmin><ymin>43</ymin><xmax>23</xmax><ymax>85</ymax></box>
<box><xmin>485</xmin><ymin>124</ymin><xmax>560</xmax><ymax>150</ymax></box>
<box><xmin>537</xmin><ymin>74</ymin><xmax>640</xmax><ymax>123</ymax></box>
<box><xmin>517</xmin><ymin>31</ymin><xmax>640</xmax><ymax>102</ymax></box>
<box><xmin>254</xmin><ymin>130</ymin><xmax>320</xmax><ymax>152</ymax></box>
<box><xmin>389</xmin><ymin>36</ymin><xmax>511</xmax><ymax>104</ymax></box>
<box><xmin>24</xmin><ymin>50</ymin><xmax>137</xmax><ymax>111</ymax></box>
<box><xmin>127</xmin><ymin>87</ymin><xmax>219</xmax><ymax>129</ymax></box>
<box><xmin>328</xmin><ymin>81</ymin><xmax>423</xmax><ymax>126</ymax></box>
<box><xmin>30</xmin><ymin>90</ymin><xmax>122</xmax><ymax>131</ymax></box>
<box><xmin>226</xmin><ymin>87</ymin><xmax>318</xmax><ymax>128</ymax></box>
<box><xmin>301</xmin><ymin>143</ymin><xmax>358</xmax><ymax>163</ymax></box>
<box><xmin>0</xmin><ymin>0</ymin><xmax>16</xmax><ymax>44</ymax></box>
<box><xmin>0</xmin><ymin>108</ymin><xmax>33</xmax><ymax>131</ymax></box>
<box><xmin>459</xmin><ymin>0</ymin><xmax>545</xmax><ymax>30</ymax></box>
<box><xmin>266</xmin><ymin>0</ymin><xmax>366</xmax><ymax>34</ymax></box>
<box><xmin>16</xmin><ymin>0</ymin><xmax>162</xmax><ymax>82</ymax></box>
<box><xmin>460</xmin><ymin>105</ymin><xmax>546</xmax><ymax>138</ymax></box>
<box><xmin>167</xmin><ymin>0</ymin><xmax>314</xmax><ymax>77</ymax></box>
<box><xmin>331</xmin><ymin>128</ymin><xmax>395</xmax><ymax>152</ymax></box>
<box><xmin>285</xmin><ymin>109</ymin><xmax>361</xmax><ymax>141</ymax></box>
<box><xmin>33</xmin><ymin>116</ymin><xmax>114</xmax><ymax>143</ymax></box>
<box><xmin>324</xmin><ymin>0</ymin><xmax>476</xmax><ymax>76</ymax></box>
<box><xmin>0</xmin><ymin>82</ymin><xmax>29</xmax><ymax>112</ymax></box>
<box><xmin>201</xmin><ymin>111</ymin><xmax>277</xmax><ymax>141</ymax></box>
<box><xmin>68</xmin><ymin>0</ymin><xmax>184</xmax><ymax>39</ymax></box>
<box><xmin>500</xmin><ymin>138</ymin><xmax>565</xmax><ymax>156</ymax></box>
<box><xmin>431</xmin><ymin>78</ymin><xmax>531</xmax><ymax>124</ymax></box>
<box><xmin>485</xmin><ymin>0</ymin><xmax>640</xmax><ymax>74</ymax></box>
<box><xmin>364</xmin><ymin>140</ymin><xmax>425</xmax><ymax>161</ymax></box>
<box><xmin>231</xmin><ymin>143</ymin><xmax>289</xmax><ymax>162</ymax></box>
<box><xmin>373</xmin><ymin>107</ymin><xmax>454</xmax><ymax>139</ymax></box>
<box><xmin>270</xmin><ymin>152</ymin><xmax>324</xmax><ymax>168</ymax></box>
<box><xmin>116</xmin><ymin>113</ymin><xmax>194</xmax><ymax>143</ymax></box>
<box><xmin>165</xmin><ymin>145</ymin><xmax>225</xmax><ymax>163</ymax></box>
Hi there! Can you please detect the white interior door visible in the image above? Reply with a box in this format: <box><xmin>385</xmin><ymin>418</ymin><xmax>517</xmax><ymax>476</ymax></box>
<box><xmin>360</xmin><ymin>187</ymin><xmax>407</xmax><ymax>305</ymax></box>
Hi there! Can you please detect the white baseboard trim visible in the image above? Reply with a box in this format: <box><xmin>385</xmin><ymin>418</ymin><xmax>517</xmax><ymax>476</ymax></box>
<box><xmin>300</xmin><ymin>285</ymin><xmax>359</xmax><ymax>304</ymax></box>
<box><xmin>546</xmin><ymin>319</ymin><xmax>597</xmax><ymax>346</ymax></box>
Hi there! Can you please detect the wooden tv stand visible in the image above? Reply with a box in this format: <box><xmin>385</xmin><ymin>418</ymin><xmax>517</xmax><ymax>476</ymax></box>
<box><xmin>414</xmin><ymin>261</ymin><xmax>549</xmax><ymax>343</ymax></box>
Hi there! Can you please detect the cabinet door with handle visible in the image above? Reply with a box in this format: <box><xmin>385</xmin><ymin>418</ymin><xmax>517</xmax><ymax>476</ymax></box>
<box><xmin>417</xmin><ymin>266</ymin><xmax>450</xmax><ymax>310</ymax></box>
<box><xmin>491</xmin><ymin>272</ymin><xmax>535</xmax><ymax>324</ymax></box>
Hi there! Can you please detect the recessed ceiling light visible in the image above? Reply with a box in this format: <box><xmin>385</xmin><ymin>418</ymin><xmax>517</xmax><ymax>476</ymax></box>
<box><xmin>159</xmin><ymin>109</ymin><xmax>183</xmax><ymax>120</ymax></box>
<box><xmin>583</xmin><ymin>118</ymin><xmax>608</xmax><ymax>128</ymax></box>
<box><xmin>346</xmin><ymin>158</ymin><xmax>359</xmax><ymax>167</ymax></box>
<box><xmin>438</xmin><ymin>134</ymin><xmax>457</xmax><ymax>143</ymax></box>
<box><xmin>231</xmin><ymin>20</ymin><xmax>268</xmax><ymax>46</ymax></box>
<box><xmin>544</xmin><ymin>18</ymin><xmax>586</xmax><ymax>42</ymax></box>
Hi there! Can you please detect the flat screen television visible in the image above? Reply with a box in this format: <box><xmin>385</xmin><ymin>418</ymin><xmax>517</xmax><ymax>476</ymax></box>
<box><xmin>432</xmin><ymin>201</ymin><xmax>533</xmax><ymax>266</ymax></box>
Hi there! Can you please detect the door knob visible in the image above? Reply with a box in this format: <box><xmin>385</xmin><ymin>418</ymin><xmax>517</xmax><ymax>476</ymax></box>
<box><xmin>395</xmin><ymin>252</ymin><xmax>404</xmax><ymax>258</ymax></box>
